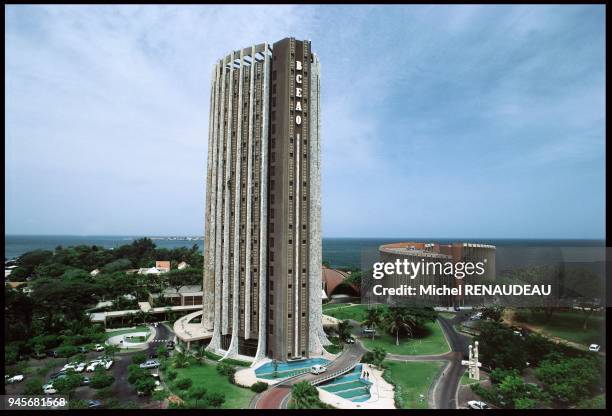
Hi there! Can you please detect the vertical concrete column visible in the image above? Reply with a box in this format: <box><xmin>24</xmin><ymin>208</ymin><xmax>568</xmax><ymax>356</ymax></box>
<box><xmin>226</xmin><ymin>49</ymin><xmax>245</xmax><ymax>359</ymax></box>
<box><xmin>203</xmin><ymin>63</ymin><xmax>220</xmax><ymax>332</ymax></box>
<box><xmin>244</xmin><ymin>45</ymin><xmax>256</xmax><ymax>339</ymax></box>
<box><xmin>221</xmin><ymin>52</ymin><xmax>236</xmax><ymax>336</ymax></box>
<box><xmin>254</xmin><ymin>44</ymin><xmax>271</xmax><ymax>361</ymax></box>
<box><xmin>208</xmin><ymin>59</ymin><xmax>227</xmax><ymax>352</ymax></box>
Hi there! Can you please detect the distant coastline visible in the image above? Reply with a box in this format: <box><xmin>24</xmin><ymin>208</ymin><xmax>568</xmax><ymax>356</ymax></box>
<box><xmin>4</xmin><ymin>235</ymin><xmax>605</xmax><ymax>269</ymax></box>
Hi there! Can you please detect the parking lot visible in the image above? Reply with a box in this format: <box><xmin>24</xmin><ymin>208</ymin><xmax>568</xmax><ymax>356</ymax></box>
<box><xmin>4</xmin><ymin>323</ymin><xmax>176</xmax><ymax>409</ymax></box>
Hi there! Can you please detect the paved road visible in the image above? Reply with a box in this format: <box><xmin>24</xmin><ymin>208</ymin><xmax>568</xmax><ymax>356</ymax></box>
<box><xmin>383</xmin><ymin>312</ymin><xmax>471</xmax><ymax>409</ymax></box>
<box><xmin>253</xmin><ymin>341</ymin><xmax>366</xmax><ymax>409</ymax></box>
<box><xmin>433</xmin><ymin>314</ymin><xmax>471</xmax><ymax>409</ymax></box>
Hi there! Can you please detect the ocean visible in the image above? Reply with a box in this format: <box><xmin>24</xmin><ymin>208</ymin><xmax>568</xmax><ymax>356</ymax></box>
<box><xmin>4</xmin><ymin>235</ymin><xmax>605</xmax><ymax>269</ymax></box>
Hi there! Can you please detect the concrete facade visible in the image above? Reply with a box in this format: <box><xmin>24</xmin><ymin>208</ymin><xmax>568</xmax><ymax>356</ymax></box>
<box><xmin>203</xmin><ymin>38</ymin><xmax>327</xmax><ymax>361</ymax></box>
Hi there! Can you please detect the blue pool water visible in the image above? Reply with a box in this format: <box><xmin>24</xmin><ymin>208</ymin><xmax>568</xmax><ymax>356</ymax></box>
<box><xmin>255</xmin><ymin>358</ymin><xmax>330</xmax><ymax>380</ymax></box>
<box><xmin>320</xmin><ymin>364</ymin><xmax>372</xmax><ymax>402</ymax></box>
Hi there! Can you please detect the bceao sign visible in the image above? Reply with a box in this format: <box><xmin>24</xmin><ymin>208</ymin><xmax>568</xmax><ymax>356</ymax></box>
<box><xmin>295</xmin><ymin>60</ymin><xmax>303</xmax><ymax>126</ymax></box>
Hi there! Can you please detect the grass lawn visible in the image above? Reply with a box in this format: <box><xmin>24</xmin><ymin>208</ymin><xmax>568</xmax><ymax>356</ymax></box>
<box><xmin>361</xmin><ymin>321</ymin><xmax>449</xmax><ymax>356</ymax></box>
<box><xmin>510</xmin><ymin>309</ymin><xmax>605</xmax><ymax>346</ymax></box>
<box><xmin>383</xmin><ymin>360</ymin><xmax>444</xmax><ymax>409</ymax></box>
<box><xmin>322</xmin><ymin>303</ymin><xmax>371</xmax><ymax>322</ymax></box>
<box><xmin>170</xmin><ymin>363</ymin><xmax>255</xmax><ymax>409</ymax></box>
<box><xmin>104</xmin><ymin>326</ymin><xmax>149</xmax><ymax>340</ymax></box>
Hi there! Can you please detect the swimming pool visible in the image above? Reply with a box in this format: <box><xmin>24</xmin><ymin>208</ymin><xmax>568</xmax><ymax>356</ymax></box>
<box><xmin>319</xmin><ymin>364</ymin><xmax>372</xmax><ymax>402</ymax></box>
<box><xmin>254</xmin><ymin>358</ymin><xmax>331</xmax><ymax>380</ymax></box>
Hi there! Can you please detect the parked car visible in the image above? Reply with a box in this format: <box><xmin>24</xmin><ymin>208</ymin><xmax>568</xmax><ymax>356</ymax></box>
<box><xmin>310</xmin><ymin>364</ymin><xmax>327</xmax><ymax>375</ymax></box>
<box><xmin>49</xmin><ymin>371</ymin><xmax>66</xmax><ymax>380</ymax></box>
<box><xmin>86</xmin><ymin>361</ymin><xmax>102</xmax><ymax>372</ymax></box>
<box><xmin>32</xmin><ymin>352</ymin><xmax>47</xmax><ymax>360</ymax></box>
<box><xmin>88</xmin><ymin>400</ymin><xmax>103</xmax><ymax>409</ymax></box>
<box><xmin>102</xmin><ymin>359</ymin><xmax>113</xmax><ymax>370</ymax></box>
<box><xmin>43</xmin><ymin>383</ymin><xmax>57</xmax><ymax>395</ymax></box>
<box><xmin>62</xmin><ymin>362</ymin><xmax>86</xmax><ymax>373</ymax></box>
<box><xmin>93</xmin><ymin>344</ymin><xmax>105</xmax><ymax>352</ymax></box>
<box><xmin>454</xmin><ymin>306</ymin><xmax>461</xmax><ymax>311</ymax></box>
<box><xmin>467</xmin><ymin>400</ymin><xmax>490</xmax><ymax>409</ymax></box>
<box><xmin>5</xmin><ymin>374</ymin><xmax>24</xmax><ymax>384</ymax></box>
<box><xmin>78</xmin><ymin>346</ymin><xmax>88</xmax><ymax>353</ymax></box>
<box><xmin>139</xmin><ymin>360</ymin><xmax>161</xmax><ymax>369</ymax></box>
<box><xmin>46</xmin><ymin>350</ymin><xmax>59</xmax><ymax>358</ymax></box>
<box><xmin>81</xmin><ymin>377</ymin><xmax>91</xmax><ymax>386</ymax></box>
<box><xmin>344</xmin><ymin>337</ymin><xmax>355</xmax><ymax>344</ymax></box>
<box><xmin>166</xmin><ymin>341</ymin><xmax>175</xmax><ymax>350</ymax></box>
<box><xmin>589</xmin><ymin>344</ymin><xmax>601</xmax><ymax>352</ymax></box>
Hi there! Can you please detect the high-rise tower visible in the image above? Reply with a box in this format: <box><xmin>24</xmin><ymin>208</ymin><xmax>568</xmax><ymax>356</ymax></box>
<box><xmin>202</xmin><ymin>38</ymin><xmax>329</xmax><ymax>362</ymax></box>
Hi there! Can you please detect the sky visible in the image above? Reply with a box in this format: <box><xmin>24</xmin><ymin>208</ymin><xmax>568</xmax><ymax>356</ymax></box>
<box><xmin>5</xmin><ymin>5</ymin><xmax>606</xmax><ymax>239</ymax></box>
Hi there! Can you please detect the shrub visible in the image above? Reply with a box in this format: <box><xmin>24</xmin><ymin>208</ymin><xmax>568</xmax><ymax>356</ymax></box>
<box><xmin>175</xmin><ymin>377</ymin><xmax>193</xmax><ymax>390</ymax></box>
<box><xmin>251</xmin><ymin>381</ymin><xmax>268</xmax><ymax>393</ymax></box>
<box><xmin>167</xmin><ymin>369</ymin><xmax>178</xmax><ymax>381</ymax></box>
<box><xmin>206</xmin><ymin>392</ymin><xmax>226</xmax><ymax>408</ymax></box>
<box><xmin>216</xmin><ymin>362</ymin><xmax>236</xmax><ymax>377</ymax></box>
<box><xmin>95</xmin><ymin>387</ymin><xmax>113</xmax><ymax>399</ymax></box>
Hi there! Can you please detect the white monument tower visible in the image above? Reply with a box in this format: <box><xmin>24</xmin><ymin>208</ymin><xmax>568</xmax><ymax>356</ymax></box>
<box><xmin>461</xmin><ymin>341</ymin><xmax>482</xmax><ymax>380</ymax></box>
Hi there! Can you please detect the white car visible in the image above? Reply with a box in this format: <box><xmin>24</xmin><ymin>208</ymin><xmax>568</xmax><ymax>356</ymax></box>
<box><xmin>467</xmin><ymin>400</ymin><xmax>490</xmax><ymax>409</ymax></box>
<box><xmin>589</xmin><ymin>344</ymin><xmax>601</xmax><ymax>352</ymax></box>
<box><xmin>310</xmin><ymin>364</ymin><xmax>327</xmax><ymax>375</ymax></box>
<box><xmin>93</xmin><ymin>344</ymin><xmax>105</xmax><ymax>352</ymax></box>
<box><xmin>86</xmin><ymin>361</ymin><xmax>103</xmax><ymax>372</ymax></box>
<box><xmin>62</xmin><ymin>363</ymin><xmax>86</xmax><ymax>373</ymax></box>
<box><xmin>43</xmin><ymin>383</ymin><xmax>57</xmax><ymax>395</ymax></box>
<box><xmin>5</xmin><ymin>374</ymin><xmax>24</xmax><ymax>384</ymax></box>
<box><xmin>102</xmin><ymin>359</ymin><xmax>113</xmax><ymax>370</ymax></box>
<box><xmin>139</xmin><ymin>360</ymin><xmax>160</xmax><ymax>369</ymax></box>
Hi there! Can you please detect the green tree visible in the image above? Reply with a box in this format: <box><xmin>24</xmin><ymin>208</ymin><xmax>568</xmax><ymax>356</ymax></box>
<box><xmin>291</xmin><ymin>381</ymin><xmax>320</xmax><ymax>409</ymax></box>
<box><xmin>361</xmin><ymin>307</ymin><xmax>383</xmax><ymax>340</ymax></box>
<box><xmin>173</xmin><ymin>351</ymin><xmax>190</xmax><ymax>369</ymax></box>
<box><xmin>475</xmin><ymin>322</ymin><xmax>527</xmax><ymax>371</ymax></box>
<box><xmin>104</xmin><ymin>344</ymin><xmax>120</xmax><ymax>358</ymax></box>
<box><xmin>337</xmin><ymin>320</ymin><xmax>352</xmax><ymax>341</ymax></box>
<box><xmin>91</xmin><ymin>368</ymin><xmax>114</xmax><ymax>389</ymax></box>
<box><xmin>384</xmin><ymin>308</ymin><xmax>417</xmax><ymax>346</ymax></box>
<box><xmin>193</xmin><ymin>345</ymin><xmax>206</xmax><ymax>365</ymax></box>
<box><xmin>480</xmin><ymin>305</ymin><xmax>505</xmax><ymax>322</ymax></box>
<box><xmin>535</xmin><ymin>354</ymin><xmax>601</xmax><ymax>405</ymax></box>
<box><xmin>135</xmin><ymin>377</ymin><xmax>156</xmax><ymax>396</ymax></box>
<box><xmin>53</xmin><ymin>372</ymin><xmax>83</xmax><ymax>399</ymax></box>
<box><xmin>131</xmin><ymin>352</ymin><xmax>147</xmax><ymax>365</ymax></box>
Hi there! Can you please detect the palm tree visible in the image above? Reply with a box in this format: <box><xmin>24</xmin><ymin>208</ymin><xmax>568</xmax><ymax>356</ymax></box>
<box><xmin>291</xmin><ymin>381</ymin><xmax>319</xmax><ymax>409</ymax></box>
<box><xmin>193</xmin><ymin>346</ymin><xmax>207</xmax><ymax>366</ymax></box>
<box><xmin>361</xmin><ymin>307</ymin><xmax>383</xmax><ymax>340</ymax></box>
<box><xmin>384</xmin><ymin>308</ymin><xmax>417</xmax><ymax>346</ymax></box>
<box><xmin>135</xmin><ymin>310</ymin><xmax>151</xmax><ymax>326</ymax></box>
<box><xmin>173</xmin><ymin>351</ymin><xmax>189</xmax><ymax>369</ymax></box>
